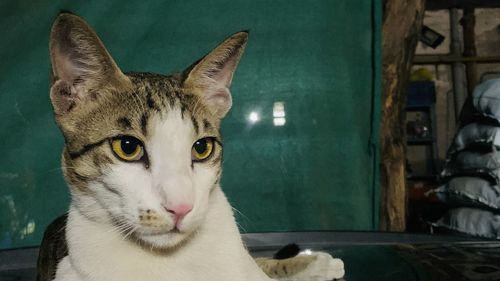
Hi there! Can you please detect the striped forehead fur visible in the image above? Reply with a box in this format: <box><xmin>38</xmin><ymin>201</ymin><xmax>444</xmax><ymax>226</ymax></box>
<box><xmin>62</xmin><ymin>72</ymin><xmax>220</xmax><ymax>157</ymax></box>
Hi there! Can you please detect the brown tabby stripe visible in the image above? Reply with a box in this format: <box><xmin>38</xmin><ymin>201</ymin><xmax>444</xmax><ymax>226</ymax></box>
<box><xmin>140</xmin><ymin>112</ymin><xmax>149</xmax><ymax>135</ymax></box>
<box><xmin>180</xmin><ymin>104</ymin><xmax>187</xmax><ymax>119</ymax></box>
<box><xmin>166</xmin><ymin>89</ymin><xmax>177</xmax><ymax>108</ymax></box>
<box><xmin>117</xmin><ymin>117</ymin><xmax>132</xmax><ymax>129</ymax></box>
<box><xmin>72</xmin><ymin>171</ymin><xmax>90</xmax><ymax>183</ymax></box>
<box><xmin>68</xmin><ymin>139</ymin><xmax>108</xmax><ymax>159</ymax></box>
<box><xmin>146</xmin><ymin>92</ymin><xmax>160</xmax><ymax>111</ymax></box>
<box><xmin>191</xmin><ymin>115</ymin><xmax>199</xmax><ymax>134</ymax></box>
<box><xmin>210</xmin><ymin>153</ymin><xmax>223</xmax><ymax>165</ymax></box>
<box><xmin>203</xmin><ymin>119</ymin><xmax>212</xmax><ymax>130</ymax></box>
<box><xmin>213</xmin><ymin>138</ymin><xmax>223</xmax><ymax>147</ymax></box>
<box><xmin>92</xmin><ymin>153</ymin><xmax>114</xmax><ymax>168</ymax></box>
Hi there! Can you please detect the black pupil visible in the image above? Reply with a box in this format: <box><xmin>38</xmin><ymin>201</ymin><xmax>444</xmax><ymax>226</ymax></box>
<box><xmin>121</xmin><ymin>137</ymin><xmax>139</xmax><ymax>155</ymax></box>
<box><xmin>194</xmin><ymin>139</ymin><xmax>207</xmax><ymax>154</ymax></box>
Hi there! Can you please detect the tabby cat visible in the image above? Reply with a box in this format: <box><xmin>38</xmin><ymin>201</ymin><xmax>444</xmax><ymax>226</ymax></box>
<box><xmin>40</xmin><ymin>13</ymin><xmax>344</xmax><ymax>281</ymax></box>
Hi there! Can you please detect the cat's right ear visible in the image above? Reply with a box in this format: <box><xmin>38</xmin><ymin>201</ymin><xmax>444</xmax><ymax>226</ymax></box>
<box><xmin>49</xmin><ymin>13</ymin><xmax>130</xmax><ymax>115</ymax></box>
<box><xmin>182</xmin><ymin>31</ymin><xmax>248</xmax><ymax>119</ymax></box>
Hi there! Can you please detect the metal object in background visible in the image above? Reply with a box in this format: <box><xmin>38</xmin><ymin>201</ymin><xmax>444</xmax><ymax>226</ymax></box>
<box><xmin>420</xmin><ymin>25</ymin><xmax>446</xmax><ymax>49</ymax></box>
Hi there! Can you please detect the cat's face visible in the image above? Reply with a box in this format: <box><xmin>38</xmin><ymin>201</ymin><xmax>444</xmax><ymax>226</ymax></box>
<box><xmin>49</xmin><ymin>13</ymin><xmax>247</xmax><ymax>249</ymax></box>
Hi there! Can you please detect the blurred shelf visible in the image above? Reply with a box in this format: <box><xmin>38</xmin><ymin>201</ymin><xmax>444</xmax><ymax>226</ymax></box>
<box><xmin>407</xmin><ymin>175</ymin><xmax>438</xmax><ymax>181</ymax></box>
<box><xmin>406</xmin><ymin>104</ymin><xmax>433</xmax><ymax>111</ymax></box>
<box><xmin>407</xmin><ymin>138</ymin><xmax>434</xmax><ymax>145</ymax></box>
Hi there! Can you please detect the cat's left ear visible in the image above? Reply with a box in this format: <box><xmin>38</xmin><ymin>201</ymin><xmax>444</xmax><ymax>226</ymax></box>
<box><xmin>49</xmin><ymin>13</ymin><xmax>130</xmax><ymax>116</ymax></box>
<box><xmin>182</xmin><ymin>31</ymin><xmax>248</xmax><ymax>119</ymax></box>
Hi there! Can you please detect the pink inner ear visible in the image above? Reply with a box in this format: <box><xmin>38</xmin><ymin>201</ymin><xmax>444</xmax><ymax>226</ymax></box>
<box><xmin>183</xmin><ymin>31</ymin><xmax>247</xmax><ymax>118</ymax></box>
<box><xmin>212</xmin><ymin>56</ymin><xmax>238</xmax><ymax>88</ymax></box>
<box><xmin>202</xmin><ymin>56</ymin><xmax>238</xmax><ymax>117</ymax></box>
<box><xmin>53</xmin><ymin>48</ymin><xmax>74</xmax><ymax>83</ymax></box>
<box><xmin>206</xmin><ymin>87</ymin><xmax>232</xmax><ymax>116</ymax></box>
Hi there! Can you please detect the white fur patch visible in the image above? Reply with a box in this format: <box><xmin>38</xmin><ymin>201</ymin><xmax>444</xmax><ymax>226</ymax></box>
<box><xmin>290</xmin><ymin>252</ymin><xmax>345</xmax><ymax>281</ymax></box>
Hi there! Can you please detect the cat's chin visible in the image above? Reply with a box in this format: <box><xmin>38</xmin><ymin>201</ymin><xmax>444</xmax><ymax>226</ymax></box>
<box><xmin>135</xmin><ymin>229</ymin><xmax>194</xmax><ymax>250</ymax></box>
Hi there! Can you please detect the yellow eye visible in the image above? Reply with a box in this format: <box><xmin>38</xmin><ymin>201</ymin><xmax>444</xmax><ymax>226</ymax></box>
<box><xmin>192</xmin><ymin>138</ymin><xmax>214</xmax><ymax>161</ymax></box>
<box><xmin>111</xmin><ymin>136</ymin><xmax>144</xmax><ymax>161</ymax></box>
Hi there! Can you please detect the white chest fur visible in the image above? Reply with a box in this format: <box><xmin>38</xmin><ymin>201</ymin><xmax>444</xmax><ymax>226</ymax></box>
<box><xmin>55</xmin><ymin>186</ymin><xmax>272</xmax><ymax>281</ymax></box>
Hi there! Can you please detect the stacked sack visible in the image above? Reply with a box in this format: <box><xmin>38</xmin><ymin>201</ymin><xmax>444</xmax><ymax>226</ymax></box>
<box><xmin>432</xmin><ymin>79</ymin><xmax>500</xmax><ymax>239</ymax></box>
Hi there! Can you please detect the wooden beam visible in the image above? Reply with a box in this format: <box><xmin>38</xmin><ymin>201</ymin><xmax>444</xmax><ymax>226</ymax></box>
<box><xmin>413</xmin><ymin>55</ymin><xmax>500</xmax><ymax>64</ymax></box>
<box><xmin>462</xmin><ymin>8</ymin><xmax>478</xmax><ymax>96</ymax></box>
<box><xmin>427</xmin><ymin>0</ymin><xmax>500</xmax><ymax>10</ymax></box>
<box><xmin>380</xmin><ymin>0</ymin><xmax>426</xmax><ymax>231</ymax></box>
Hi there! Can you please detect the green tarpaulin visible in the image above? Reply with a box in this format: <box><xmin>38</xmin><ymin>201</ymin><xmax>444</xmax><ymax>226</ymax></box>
<box><xmin>0</xmin><ymin>0</ymin><xmax>381</xmax><ymax>249</ymax></box>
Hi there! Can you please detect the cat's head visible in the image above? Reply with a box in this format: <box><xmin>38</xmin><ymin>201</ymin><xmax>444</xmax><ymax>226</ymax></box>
<box><xmin>49</xmin><ymin>13</ymin><xmax>247</xmax><ymax>249</ymax></box>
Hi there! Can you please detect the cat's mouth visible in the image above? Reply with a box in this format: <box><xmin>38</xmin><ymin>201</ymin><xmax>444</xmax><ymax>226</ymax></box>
<box><xmin>139</xmin><ymin>227</ymin><xmax>180</xmax><ymax>236</ymax></box>
<box><xmin>134</xmin><ymin>227</ymin><xmax>192</xmax><ymax>249</ymax></box>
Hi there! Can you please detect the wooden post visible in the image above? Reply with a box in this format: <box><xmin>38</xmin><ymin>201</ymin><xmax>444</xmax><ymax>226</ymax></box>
<box><xmin>456</xmin><ymin>8</ymin><xmax>478</xmax><ymax>126</ymax></box>
<box><xmin>380</xmin><ymin>0</ymin><xmax>426</xmax><ymax>231</ymax></box>
<box><xmin>462</xmin><ymin>8</ymin><xmax>478</xmax><ymax>95</ymax></box>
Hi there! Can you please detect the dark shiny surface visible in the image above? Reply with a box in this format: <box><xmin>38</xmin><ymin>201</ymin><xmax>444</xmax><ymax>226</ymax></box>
<box><xmin>1</xmin><ymin>232</ymin><xmax>495</xmax><ymax>281</ymax></box>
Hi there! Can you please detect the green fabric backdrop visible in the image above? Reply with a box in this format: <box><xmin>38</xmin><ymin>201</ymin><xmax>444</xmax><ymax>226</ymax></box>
<box><xmin>0</xmin><ymin>0</ymin><xmax>381</xmax><ymax>249</ymax></box>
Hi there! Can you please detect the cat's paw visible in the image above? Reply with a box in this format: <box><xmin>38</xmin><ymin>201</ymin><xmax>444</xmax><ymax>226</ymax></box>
<box><xmin>293</xmin><ymin>251</ymin><xmax>345</xmax><ymax>281</ymax></box>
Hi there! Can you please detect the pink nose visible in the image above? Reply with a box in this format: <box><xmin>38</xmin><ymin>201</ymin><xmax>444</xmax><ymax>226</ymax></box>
<box><xmin>165</xmin><ymin>204</ymin><xmax>193</xmax><ymax>223</ymax></box>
